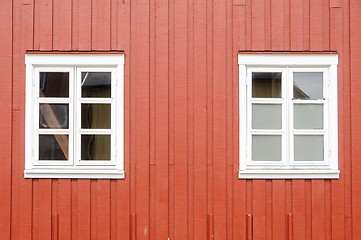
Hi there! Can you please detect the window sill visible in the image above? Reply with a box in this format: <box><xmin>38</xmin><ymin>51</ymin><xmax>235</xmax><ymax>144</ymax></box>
<box><xmin>24</xmin><ymin>169</ymin><xmax>125</xmax><ymax>179</ymax></box>
<box><xmin>238</xmin><ymin>169</ymin><xmax>339</xmax><ymax>179</ymax></box>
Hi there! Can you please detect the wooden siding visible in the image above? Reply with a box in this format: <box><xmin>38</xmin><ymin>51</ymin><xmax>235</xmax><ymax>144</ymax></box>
<box><xmin>0</xmin><ymin>0</ymin><xmax>360</xmax><ymax>239</ymax></box>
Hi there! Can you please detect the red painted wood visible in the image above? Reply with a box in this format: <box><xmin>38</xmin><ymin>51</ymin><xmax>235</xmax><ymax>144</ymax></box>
<box><xmin>174</xmin><ymin>0</ymin><xmax>188</xmax><ymax>237</ymax></box>
<box><xmin>351</xmin><ymin>1</ymin><xmax>361</xmax><ymax>239</ymax></box>
<box><xmin>193</xmin><ymin>0</ymin><xmax>207</xmax><ymax>238</ymax></box>
<box><xmin>1</xmin><ymin>0</ymin><xmax>358</xmax><ymax>239</ymax></box>
<box><xmin>0</xmin><ymin>1</ymin><xmax>12</xmax><ymax>239</ymax></box>
<box><xmin>292</xmin><ymin>180</ymin><xmax>306</xmax><ymax>240</ymax></box>
<box><xmin>246</xmin><ymin>214</ymin><xmax>252</xmax><ymax>240</ymax></box>
<box><xmin>273</xmin><ymin>180</ymin><xmax>286</xmax><ymax>240</ymax></box>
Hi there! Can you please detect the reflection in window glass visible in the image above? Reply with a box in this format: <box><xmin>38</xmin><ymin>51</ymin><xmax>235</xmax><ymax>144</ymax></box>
<box><xmin>252</xmin><ymin>104</ymin><xmax>282</xmax><ymax>129</ymax></box>
<box><xmin>40</xmin><ymin>72</ymin><xmax>69</xmax><ymax>97</ymax></box>
<box><xmin>81</xmin><ymin>135</ymin><xmax>111</xmax><ymax>160</ymax></box>
<box><xmin>252</xmin><ymin>135</ymin><xmax>282</xmax><ymax>161</ymax></box>
<box><xmin>293</xmin><ymin>72</ymin><xmax>323</xmax><ymax>99</ymax></box>
<box><xmin>39</xmin><ymin>135</ymin><xmax>68</xmax><ymax>160</ymax></box>
<box><xmin>39</xmin><ymin>104</ymin><xmax>69</xmax><ymax>129</ymax></box>
<box><xmin>81</xmin><ymin>72</ymin><xmax>111</xmax><ymax>98</ymax></box>
<box><xmin>294</xmin><ymin>135</ymin><xmax>324</xmax><ymax>161</ymax></box>
<box><xmin>294</xmin><ymin>104</ymin><xmax>323</xmax><ymax>129</ymax></box>
<box><xmin>252</xmin><ymin>72</ymin><xmax>282</xmax><ymax>98</ymax></box>
<box><xmin>81</xmin><ymin>104</ymin><xmax>111</xmax><ymax>129</ymax></box>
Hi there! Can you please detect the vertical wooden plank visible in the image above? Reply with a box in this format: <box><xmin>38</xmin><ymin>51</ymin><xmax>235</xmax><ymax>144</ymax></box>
<box><xmin>206</xmin><ymin>0</ymin><xmax>214</xmax><ymax>239</ymax></box>
<box><xmin>0</xmin><ymin>0</ymin><xmax>12</xmax><ymax>238</ymax></box>
<box><xmin>322</xmin><ymin>0</ymin><xmax>330</xmax><ymax>51</ymax></box>
<box><xmin>271</xmin><ymin>0</ymin><xmax>285</xmax><ymax>50</ymax></box>
<box><xmin>187</xmin><ymin>0</ymin><xmax>194</xmax><ymax>237</ymax></box>
<box><xmin>154</xmin><ymin>0</ymin><xmax>169</xmax><ymax>237</ymax></box>
<box><xmin>213</xmin><ymin>0</ymin><xmax>227</xmax><ymax>238</ymax></box>
<box><xmin>174</xmin><ymin>0</ymin><xmax>188</xmax><ymax>237</ymax></box>
<box><xmin>303</xmin><ymin>0</ymin><xmax>310</xmax><ymax>51</ymax></box>
<box><xmin>32</xmin><ymin>180</ymin><xmax>39</xmax><ymax>240</ymax></box>
<box><xmin>53</xmin><ymin>0</ymin><xmax>72</xmax><ymax>50</ymax></box>
<box><xmin>264</xmin><ymin>0</ymin><xmax>271</xmax><ymax>50</ymax></box>
<box><xmin>38</xmin><ymin>180</ymin><xmax>52</xmax><ymax>239</ymax></box>
<box><xmin>90</xmin><ymin>180</ymin><xmax>97</xmax><ymax>239</ymax></box>
<box><xmin>57</xmin><ymin>180</ymin><xmax>72</xmax><ymax>239</ymax></box>
<box><xmin>251</xmin><ymin>0</ymin><xmax>265</xmax><ymax>50</ymax></box>
<box><xmin>135</xmin><ymin>0</ymin><xmax>150</xmax><ymax>237</ymax></box>
<box><xmin>253</xmin><ymin>180</ymin><xmax>266</xmax><ymax>239</ymax></box>
<box><xmin>116</xmin><ymin>0</ymin><xmax>131</xmax><ymax>238</ymax></box>
<box><xmin>35</xmin><ymin>0</ymin><xmax>53</xmax><ymax>50</ymax></box>
<box><xmin>330</xmin><ymin>4</ymin><xmax>345</xmax><ymax>240</ymax></box>
<box><xmin>312</xmin><ymin>180</ymin><xmax>325</xmax><ymax>240</ymax></box>
<box><xmin>93</xmin><ymin>0</ymin><xmax>110</xmax><ymax>50</ymax></box>
<box><xmin>265</xmin><ymin>180</ymin><xmax>272</xmax><ymax>239</ymax></box>
<box><xmin>309</xmin><ymin>0</ymin><xmax>323</xmax><ymax>50</ymax></box>
<box><xmin>71</xmin><ymin>180</ymin><xmax>78</xmax><ymax>240</ymax></box>
<box><xmin>226</xmin><ymin>0</ymin><xmax>233</xmax><ymax>237</ymax></box>
<box><xmin>342</xmin><ymin>1</ymin><xmax>352</xmax><ymax>240</ymax></box>
<box><xmin>272</xmin><ymin>180</ymin><xmax>286</xmax><ymax>240</ymax></box>
<box><xmin>232</xmin><ymin>1</ymin><xmax>246</xmax><ymax>240</ymax></box>
<box><xmin>290</xmin><ymin>0</ymin><xmax>303</xmax><ymax>50</ymax></box>
<box><xmin>305</xmin><ymin>180</ymin><xmax>312</xmax><ymax>240</ymax></box>
<box><xmin>76</xmin><ymin>0</ymin><xmax>92</xmax><ymax>50</ymax></box>
<box><xmin>97</xmin><ymin>180</ymin><xmax>111</xmax><ymax>239</ymax></box>
<box><xmin>11</xmin><ymin>2</ymin><xmax>21</xmax><ymax>238</ymax></box>
<box><xmin>325</xmin><ymin>180</ymin><xmax>332</xmax><ymax>240</ymax></box>
<box><xmin>78</xmin><ymin>180</ymin><xmax>91</xmax><ymax>240</ymax></box>
<box><xmin>18</xmin><ymin>2</ymin><xmax>34</xmax><ymax>238</ymax></box>
<box><xmin>292</xmin><ymin>180</ymin><xmax>306</xmax><ymax>240</ymax></box>
<box><xmin>110</xmin><ymin>181</ymin><xmax>117</xmax><ymax>239</ymax></box>
<box><xmin>351</xmin><ymin>0</ymin><xmax>361</xmax><ymax>238</ymax></box>
<box><xmin>168</xmin><ymin>0</ymin><xmax>175</xmax><ymax>238</ymax></box>
<box><xmin>193</xmin><ymin>0</ymin><xmax>207</xmax><ymax>238</ymax></box>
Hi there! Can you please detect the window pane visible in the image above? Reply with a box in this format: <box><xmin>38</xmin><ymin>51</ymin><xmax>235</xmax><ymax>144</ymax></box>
<box><xmin>293</xmin><ymin>72</ymin><xmax>323</xmax><ymax>99</ymax></box>
<box><xmin>39</xmin><ymin>135</ymin><xmax>68</xmax><ymax>160</ymax></box>
<box><xmin>252</xmin><ymin>135</ymin><xmax>282</xmax><ymax>161</ymax></box>
<box><xmin>252</xmin><ymin>72</ymin><xmax>282</xmax><ymax>98</ymax></box>
<box><xmin>81</xmin><ymin>135</ymin><xmax>111</xmax><ymax>160</ymax></box>
<box><xmin>39</xmin><ymin>104</ymin><xmax>69</xmax><ymax>129</ymax></box>
<box><xmin>40</xmin><ymin>72</ymin><xmax>69</xmax><ymax>97</ymax></box>
<box><xmin>294</xmin><ymin>104</ymin><xmax>323</xmax><ymax>129</ymax></box>
<box><xmin>294</xmin><ymin>135</ymin><xmax>324</xmax><ymax>161</ymax></box>
<box><xmin>252</xmin><ymin>104</ymin><xmax>282</xmax><ymax>129</ymax></box>
<box><xmin>81</xmin><ymin>104</ymin><xmax>111</xmax><ymax>129</ymax></box>
<box><xmin>81</xmin><ymin>72</ymin><xmax>111</xmax><ymax>98</ymax></box>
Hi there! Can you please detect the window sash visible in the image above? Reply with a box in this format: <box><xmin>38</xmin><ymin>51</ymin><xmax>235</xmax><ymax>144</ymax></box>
<box><xmin>246</xmin><ymin>67</ymin><xmax>329</xmax><ymax>167</ymax></box>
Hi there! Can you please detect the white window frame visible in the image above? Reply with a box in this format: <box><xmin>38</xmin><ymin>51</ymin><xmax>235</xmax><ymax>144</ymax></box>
<box><xmin>238</xmin><ymin>54</ymin><xmax>339</xmax><ymax>179</ymax></box>
<box><xmin>25</xmin><ymin>54</ymin><xmax>125</xmax><ymax>179</ymax></box>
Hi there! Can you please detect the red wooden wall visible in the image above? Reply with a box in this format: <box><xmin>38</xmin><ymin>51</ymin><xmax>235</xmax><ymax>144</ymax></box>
<box><xmin>1</xmin><ymin>0</ymin><xmax>361</xmax><ymax>239</ymax></box>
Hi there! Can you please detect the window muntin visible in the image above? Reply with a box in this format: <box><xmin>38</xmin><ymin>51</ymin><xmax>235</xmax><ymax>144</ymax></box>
<box><xmin>238</xmin><ymin>54</ymin><xmax>339</xmax><ymax>179</ymax></box>
<box><xmin>25</xmin><ymin>54</ymin><xmax>124</xmax><ymax>179</ymax></box>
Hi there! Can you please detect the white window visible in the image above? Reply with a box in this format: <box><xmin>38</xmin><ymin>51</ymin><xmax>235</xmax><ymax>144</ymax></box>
<box><xmin>25</xmin><ymin>54</ymin><xmax>124</xmax><ymax>179</ymax></box>
<box><xmin>238</xmin><ymin>54</ymin><xmax>339</xmax><ymax>179</ymax></box>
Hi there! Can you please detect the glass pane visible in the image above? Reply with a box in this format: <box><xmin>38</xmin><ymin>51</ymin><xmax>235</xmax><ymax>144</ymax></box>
<box><xmin>39</xmin><ymin>104</ymin><xmax>69</xmax><ymax>129</ymax></box>
<box><xmin>81</xmin><ymin>135</ymin><xmax>111</xmax><ymax>160</ymax></box>
<box><xmin>293</xmin><ymin>72</ymin><xmax>323</xmax><ymax>99</ymax></box>
<box><xmin>294</xmin><ymin>135</ymin><xmax>324</xmax><ymax>161</ymax></box>
<box><xmin>39</xmin><ymin>135</ymin><xmax>68</xmax><ymax>160</ymax></box>
<box><xmin>81</xmin><ymin>104</ymin><xmax>111</xmax><ymax>129</ymax></box>
<box><xmin>252</xmin><ymin>72</ymin><xmax>282</xmax><ymax>98</ymax></box>
<box><xmin>252</xmin><ymin>104</ymin><xmax>282</xmax><ymax>129</ymax></box>
<box><xmin>294</xmin><ymin>104</ymin><xmax>323</xmax><ymax>129</ymax></box>
<box><xmin>40</xmin><ymin>72</ymin><xmax>69</xmax><ymax>97</ymax></box>
<box><xmin>81</xmin><ymin>72</ymin><xmax>111</xmax><ymax>98</ymax></box>
<box><xmin>252</xmin><ymin>135</ymin><xmax>282</xmax><ymax>161</ymax></box>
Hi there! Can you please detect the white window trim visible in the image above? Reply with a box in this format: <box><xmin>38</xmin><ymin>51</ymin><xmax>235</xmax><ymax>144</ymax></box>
<box><xmin>238</xmin><ymin>54</ymin><xmax>339</xmax><ymax>179</ymax></box>
<box><xmin>25</xmin><ymin>54</ymin><xmax>125</xmax><ymax>179</ymax></box>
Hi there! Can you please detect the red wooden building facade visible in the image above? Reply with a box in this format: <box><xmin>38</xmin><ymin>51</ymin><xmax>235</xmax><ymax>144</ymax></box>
<box><xmin>1</xmin><ymin>0</ymin><xmax>361</xmax><ymax>239</ymax></box>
